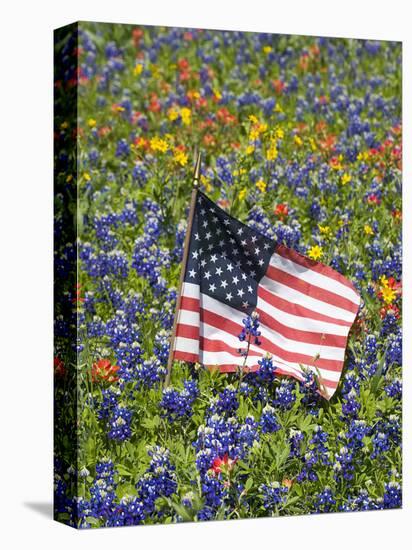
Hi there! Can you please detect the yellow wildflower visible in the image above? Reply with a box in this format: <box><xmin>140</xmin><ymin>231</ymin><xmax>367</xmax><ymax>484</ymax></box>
<box><xmin>364</xmin><ymin>224</ymin><xmax>374</xmax><ymax>235</ymax></box>
<box><xmin>180</xmin><ymin>107</ymin><xmax>192</xmax><ymax>126</ymax></box>
<box><xmin>60</xmin><ymin>121</ymin><xmax>68</xmax><ymax>130</ymax></box>
<box><xmin>330</xmin><ymin>154</ymin><xmax>344</xmax><ymax>171</ymax></box>
<box><xmin>274</xmin><ymin>103</ymin><xmax>283</xmax><ymax>113</ymax></box>
<box><xmin>115</xmin><ymin>105</ymin><xmax>125</xmax><ymax>112</ymax></box>
<box><xmin>275</xmin><ymin>127</ymin><xmax>285</xmax><ymax>139</ymax></box>
<box><xmin>239</xmin><ymin>189</ymin><xmax>247</xmax><ymax>201</ymax></box>
<box><xmin>263</xmin><ymin>45</ymin><xmax>273</xmax><ymax>55</ymax></box>
<box><xmin>246</xmin><ymin>145</ymin><xmax>255</xmax><ymax>155</ymax></box>
<box><xmin>308</xmin><ymin>245</ymin><xmax>323</xmax><ymax>261</ymax></box>
<box><xmin>381</xmin><ymin>286</ymin><xmax>396</xmax><ymax>304</ymax></box>
<box><xmin>249</xmin><ymin>122</ymin><xmax>267</xmax><ymax>141</ymax></box>
<box><xmin>380</xmin><ymin>275</ymin><xmax>389</xmax><ymax>287</ymax></box>
<box><xmin>167</xmin><ymin>107</ymin><xmax>178</xmax><ymax>122</ymax></box>
<box><xmin>83</xmin><ymin>172</ymin><xmax>91</xmax><ymax>182</ymax></box>
<box><xmin>256</xmin><ymin>180</ymin><xmax>267</xmax><ymax>193</ymax></box>
<box><xmin>309</xmin><ymin>137</ymin><xmax>318</xmax><ymax>151</ymax></box>
<box><xmin>233</xmin><ymin>168</ymin><xmax>246</xmax><ymax>177</ymax></box>
<box><xmin>150</xmin><ymin>136</ymin><xmax>169</xmax><ymax>153</ymax></box>
<box><xmin>173</xmin><ymin>148</ymin><xmax>188</xmax><ymax>167</ymax></box>
<box><xmin>266</xmin><ymin>145</ymin><xmax>278</xmax><ymax>161</ymax></box>
<box><xmin>341</xmin><ymin>173</ymin><xmax>351</xmax><ymax>185</ymax></box>
<box><xmin>213</xmin><ymin>89</ymin><xmax>222</xmax><ymax>101</ymax></box>
<box><xmin>201</xmin><ymin>174</ymin><xmax>212</xmax><ymax>193</ymax></box>
<box><xmin>66</xmin><ymin>174</ymin><xmax>73</xmax><ymax>183</ymax></box>
<box><xmin>248</xmin><ymin>115</ymin><xmax>259</xmax><ymax>124</ymax></box>
<box><xmin>318</xmin><ymin>225</ymin><xmax>331</xmax><ymax>236</ymax></box>
<box><xmin>150</xmin><ymin>64</ymin><xmax>160</xmax><ymax>78</ymax></box>
<box><xmin>87</xmin><ymin>118</ymin><xmax>96</xmax><ymax>128</ymax></box>
<box><xmin>294</xmin><ymin>135</ymin><xmax>303</xmax><ymax>147</ymax></box>
<box><xmin>188</xmin><ymin>90</ymin><xmax>200</xmax><ymax>100</ymax></box>
<box><xmin>133</xmin><ymin>64</ymin><xmax>143</xmax><ymax>76</ymax></box>
<box><xmin>357</xmin><ymin>151</ymin><xmax>369</xmax><ymax>162</ymax></box>
<box><xmin>249</xmin><ymin>127</ymin><xmax>260</xmax><ymax>141</ymax></box>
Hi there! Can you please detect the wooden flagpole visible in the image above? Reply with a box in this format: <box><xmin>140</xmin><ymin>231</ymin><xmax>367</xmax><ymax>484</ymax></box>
<box><xmin>164</xmin><ymin>150</ymin><xmax>201</xmax><ymax>387</ymax></box>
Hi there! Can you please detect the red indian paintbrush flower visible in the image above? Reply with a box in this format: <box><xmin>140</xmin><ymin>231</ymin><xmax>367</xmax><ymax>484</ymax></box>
<box><xmin>91</xmin><ymin>359</ymin><xmax>120</xmax><ymax>384</ymax></box>
<box><xmin>211</xmin><ymin>454</ymin><xmax>236</xmax><ymax>475</ymax></box>
<box><xmin>274</xmin><ymin>203</ymin><xmax>289</xmax><ymax>220</ymax></box>
<box><xmin>54</xmin><ymin>357</ymin><xmax>66</xmax><ymax>378</ymax></box>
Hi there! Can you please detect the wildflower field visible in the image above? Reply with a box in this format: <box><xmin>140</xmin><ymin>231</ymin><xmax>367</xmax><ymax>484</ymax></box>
<box><xmin>54</xmin><ymin>22</ymin><xmax>402</xmax><ymax>527</ymax></box>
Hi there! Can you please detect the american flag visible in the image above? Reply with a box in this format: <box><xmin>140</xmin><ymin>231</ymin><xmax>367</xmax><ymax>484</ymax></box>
<box><xmin>172</xmin><ymin>191</ymin><xmax>360</xmax><ymax>399</ymax></box>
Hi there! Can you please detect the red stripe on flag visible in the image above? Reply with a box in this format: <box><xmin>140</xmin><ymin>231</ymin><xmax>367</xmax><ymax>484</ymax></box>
<box><xmin>276</xmin><ymin>244</ymin><xmax>359</xmax><ymax>293</ymax></box>
<box><xmin>176</xmin><ymin>323</ymin><xmax>199</xmax><ymax>340</ymax></box>
<box><xmin>266</xmin><ymin>264</ymin><xmax>359</xmax><ymax>314</ymax></box>
<box><xmin>180</xmin><ymin>296</ymin><xmax>199</xmax><ymax>311</ymax></box>
<box><xmin>258</xmin><ymin>285</ymin><xmax>353</xmax><ymax>327</ymax></box>
<box><xmin>255</xmin><ymin>307</ymin><xmax>347</xmax><ymax>348</ymax></box>
<box><xmin>174</xmin><ymin>350</ymin><xmax>199</xmax><ymax>363</ymax></box>
<box><xmin>178</xmin><ymin>297</ymin><xmax>344</xmax><ymax>372</ymax></box>
<box><xmin>176</xmin><ymin>323</ymin><xmax>264</xmax><ymax>358</ymax></box>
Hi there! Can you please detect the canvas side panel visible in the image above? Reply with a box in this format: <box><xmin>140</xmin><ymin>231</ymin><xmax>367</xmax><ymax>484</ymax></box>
<box><xmin>54</xmin><ymin>22</ymin><xmax>79</xmax><ymax>528</ymax></box>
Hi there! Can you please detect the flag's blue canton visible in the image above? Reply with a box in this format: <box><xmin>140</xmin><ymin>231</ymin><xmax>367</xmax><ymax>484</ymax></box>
<box><xmin>185</xmin><ymin>192</ymin><xmax>275</xmax><ymax>314</ymax></box>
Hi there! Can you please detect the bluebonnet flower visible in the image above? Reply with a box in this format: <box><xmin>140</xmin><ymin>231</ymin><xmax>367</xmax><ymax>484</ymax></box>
<box><xmin>345</xmin><ymin>419</ymin><xmax>370</xmax><ymax>450</ymax></box>
<box><xmin>341</xmin><ymin>371</ymin><xmax>360</xmax><ymax>396</ymax></box>
<box><xmin>98</xmin><ymin>387</ymin><xmax>121</xmax><ymax>420</ymax></box>
<box><xmin>195</xmin><ymin>448</ymin><xmax>214</xmax><ymax>475</ymax></box>
<box><xmin>172</xmin><ymin>220</ymin><xmax>186</xmax><ymax>261</ymax></box>
<box><xmin>308</xmin><ymin>425</ymin><xmax>330</xmax><ymax>467</ymax></box>
<box><xmin>299</xmin><ymin>368</ymin><xmax>318</xmax><ymax>394</ymax></box>
<box><xmin>260</xmin><ymin>482</ymin><xmax>288</xmax><ymax>511</ymax></box>
<box><xmin>201</xmin><ymin>472</ymin><xmax>227</xmax><ymax>508</ymax></box>
<box><xmin>383</xmin><ymin>481</ymin><xmax>401</xmax><ymax>509</ymax></box>
<box><xmin>351</xmin><ymin>489</ymin><xmax>380</xmax><ymax>511</ymax></box>
<box><xmin>333</xmin><ymin>446</ymin><xmax>354</xmax><ymax>481</ymax></box>
<box><xmin>341</xmin><ymin>389</ymin><xmax>361</xmax><ymax>419</ymax></box>
<box><xmin>239</xmin><ymin>381</ymin><xmax>254</xmax><ymax>397</ymax></box>
<box><xmin>314</xmin><ymin>487</ymin><xmax>336</xmax><ymax>513</ymax></box>
<box><xmin>371</xmin><ymin>432</ymin><xmax>391</xmax><ymax>459</ymax></box>
<box><xmin>384</xmin><ymin>415</ymin><xmax>402</xmax><ymax>446</ymax></box>
<box><xmin>289</xmin><ymin>429</ymin><xmax>304</xmax><ymax>457</ymax></box>
<box><xmin>181</xmin><ymin>491</ymin><xmax>194</xmax><ymax>508</ymax></box>
<box><xmin>89</xmin><ymin>459</ymin><xmax>117</xmax><ymax>518</ymax></box>
<box><xmin>238</xmin><ymin>311</ymin><xmax>262</xmax><ymax>353</ymax></box>
<box><xmin>260</xmin><ymin>404</ymin><xmax>280</xmax><ymax>433</ymax></box>
<box><xmin>136</xmin><ymin>446</ymin><xmax>177</xmax><ymax>514</ymax></box>
<box><xmin>255</xmin><ymin>354</ymin><xmax>276</xmax><ymax>384</ymax></box>
<box><xmin>132</xmin><ymin>161</ymin><xmax>148</xmax><ymax>184</ymax></box>
<box><xmin>297</xmin><ymin>450</ymin><xmax>319</xmax><ymax>482</ymax></box>
<box><xmin>385</xmin><ymin>378</ymin><xmax>402</xmax><ymax>399</ymax></box>
<box><xmin>380</xmin><ymin>310</ymin><xmax>399</xmax><ymax>338</ymax></box>
<box><xmin>385</xmin><ymin>330</ymin><xmax>402</xmax><ymax>368</ymax></box>
<box><xmin>160</xmin><ymin>380</ymin><xmax>199</xmax><ymax>422</ymax></box>
<box><xmin>87</xmin><ymin>315</ymin><xmax>106</xmax><ymax>337</ymax></box>
<box><xmin>106</xmin><ymin>496</ymin><xmax>145</xmax><ymax>527</ymax></box>
<box><xmin>108</xmin><ymin>405</ymin><xmax>133</xmax><ymax>441</ymax></box>
<box><xmin>211</xmin><ymin>385</ymin><xmax>239</xmax><ymax>416</ymax></box>
<box><xmin>135</xmin><ymin>358</ymin><xmax>166</xmax><ymax>389</ymax></box>
<box><xmin>275</xmin><ymin>379</ymin><xmax>296</xmax><ymax>409</ymax></box>
<box><xmin>153</xmin><ymin>331</ymin><xmax>171</xmax><ymax>366</ymax></box>
<box><xmin>197</xmin><ymin>506</ymin><xmax>215</xmax><ymax>521</ymax></box>
<box><xmin>239</xmin><ymin>415</ymin><xmax>259</xmax><ymax>446</ymax></box>
<box><xmin>364</xmin><ymin>334</ymin><xmax>378</xmax><ymax>363</ymax></box>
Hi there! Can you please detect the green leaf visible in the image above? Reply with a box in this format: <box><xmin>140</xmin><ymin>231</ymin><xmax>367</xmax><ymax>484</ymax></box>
<box><xmin>245</xmin><ymin>477</ymin><xmax>254</xmax><ymax>492</ymax></box>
